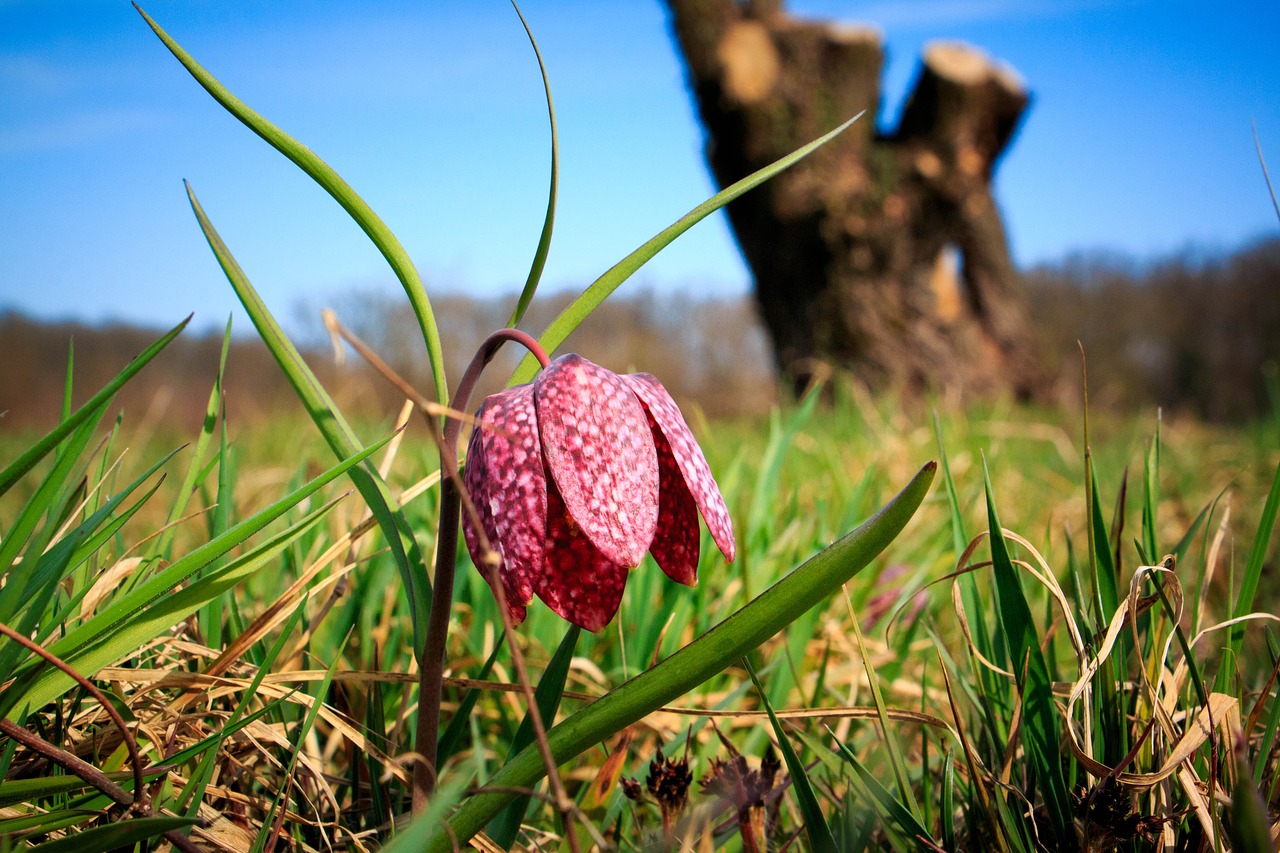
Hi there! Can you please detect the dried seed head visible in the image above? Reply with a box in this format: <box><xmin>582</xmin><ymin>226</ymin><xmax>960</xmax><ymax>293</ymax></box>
<box><xmin>701</xmin><ymin>747</ymin><xmax>779</xmax><ymax>810</ymax></box>
<box><xmin>621</xmin><ymin>776</ymin><xmax>645</xmax><ymax>802</ymax></box>
<box><xmin>646</xmin><ymin>753</ymin><xmax>692</xmax><ymax>818</ymax></box>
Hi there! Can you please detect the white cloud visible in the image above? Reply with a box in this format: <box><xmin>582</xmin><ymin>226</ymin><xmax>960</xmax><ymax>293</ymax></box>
<box><xmin>0</xmin><ymin>107</ymin><xmax>162</xmax><ymax>155</ymax></box>
<box><xmin>0</xmin><ymin>55</ymin><xmax>84</xmax><ymax>94</ymax></box>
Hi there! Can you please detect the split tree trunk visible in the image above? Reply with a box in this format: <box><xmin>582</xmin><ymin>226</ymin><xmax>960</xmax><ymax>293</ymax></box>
<box><xmin>665</xmin><ymin>0</ymin><xmax>1041</xmax><ymax>398</ymax></box>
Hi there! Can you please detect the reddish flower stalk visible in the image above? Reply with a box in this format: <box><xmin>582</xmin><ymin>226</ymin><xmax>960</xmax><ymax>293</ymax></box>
<box><xmin>412</xmin><ymin>328</ymin><xmax>550</xmax><ymax>811</ymax></box>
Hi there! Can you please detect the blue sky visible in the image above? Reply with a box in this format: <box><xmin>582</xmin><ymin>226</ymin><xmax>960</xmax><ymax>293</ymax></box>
<box><xmin>2</xmin><ymin>1</ymin><xmax>1278</xmax><ymax>337</ymax></box>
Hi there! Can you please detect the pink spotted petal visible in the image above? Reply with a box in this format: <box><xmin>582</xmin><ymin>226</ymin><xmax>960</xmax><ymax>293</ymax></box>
<box><xmin>461</xmin><ymin>384</ymin><xmax>546</xmax><ymax>624</ymax></box>
<box><xmin>461</xmin><ymin>433</ymin><xmax>526</xmax><ymax>624</ymax></box>
<box><xmin>645</xmin><ymin>415</ymin><xmax>701</xmax><ymax>585</ymax></box>
<box><xmin>622</xmin><ymin>373</ymin><xmax>736</xmax><ymax>562</ymax></box>
<box><xmin>535</xmin><ymin>480</ymin><xmax>630</xmax><ymax>632</ymax></box>
<box><xmin>534</xmin><ymin>354</ymin><xmax>659</xmax><ymax>568</ymax></box>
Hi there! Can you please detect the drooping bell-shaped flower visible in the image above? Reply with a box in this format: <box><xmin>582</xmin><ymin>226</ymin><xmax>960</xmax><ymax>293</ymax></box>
<box><xmin>461</xmin><ymin>354</ymin><xmax>735</xmax><ymax>631</ymax></box>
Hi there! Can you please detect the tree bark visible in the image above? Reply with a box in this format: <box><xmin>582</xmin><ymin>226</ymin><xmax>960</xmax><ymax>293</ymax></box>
<box><xmin>665</xmin><ymin>0</ymin><xmax>1040</xmax><ymax>398</ymax></box>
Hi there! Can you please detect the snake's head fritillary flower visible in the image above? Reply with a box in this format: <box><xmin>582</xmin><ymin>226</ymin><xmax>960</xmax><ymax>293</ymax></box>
<box><xmin>461</xmin><ymin>353</ymin><xmax>736</xmax><ymax>632</ymax></box>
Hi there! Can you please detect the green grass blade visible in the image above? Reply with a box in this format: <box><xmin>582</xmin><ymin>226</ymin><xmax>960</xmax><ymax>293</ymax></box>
<box><xmin>1088</xmin><ymin>465</ymin><xmax>1121</xmax><ymax>629</ymax></box>
<box><xmin>59</xmin><ymin>339</ymin><xmax>74</xmax><ymax>423</ymax></box>
<box><xmin>746</xmin><ymin>387</ymin><xmax>821</xmax><ymax>545</ymax></box>
<box><xmin>744</xmin><ymin>656</ymin><xmax>838</xmax><ymax>853</ymax></box>
<box><xmin>1255</xmin><ymin>635</ymin><xmax>1280</xmax><ymax>787</ymax></box>
<box><xmin>831</xmin><ymin>735</ymin><xmax>935</xmax><ymax>851</ymax></box>
<box><xmin>982</xmin><ymin>457</ymin><xmax>1072</xmax><ymax>840</ymax></box>
<box><xmin>933</xmin><ymin>412</ymin><xmax>968</xmax><ymax>558</ymax></box>
<box><xmin>0</xmin><ymin>399</ymin><xmax>111</xmax><ymax>605</ymax></box>
<box><xmin>1218</xmin><ymin>461</ymin><xmax>1280</xmax><ymax>692</ymax></box>
<box><xmin>848</xmin><ymin>612</ymin><xmax>920</xmax><ymax>817</ymax></box>
<box><xmin>506</xmin><ymin>1</ymin><xmax>558</xmax><ymax>327</ymax></box>
<box><xmin>0</xmin><ymin>317</ymin><xmax>188</xmax><ymax>497</ymax></box>
<box><xmin>156</xmin><ymin>315</ymin><xmax>232</xmax><ymax>560</ymax></box>
<box><xmin>509</xmin><ymin>112</ymin><xmax>864</xmax><ymax>384</ymax></box>
<box><xmin>934</xmin><ymin>413</ymin><xmax>995</xmax><ymax>666</ymax></box>
<box><xmin>427</xmin><ymin>461</ymin><xmax>935</xmax><ymax>851</ymax></box>
<box><xmin>488</xmin><ymin>625</ymin><xmax>581</xmax><ymax>848</ymax></box>
<box><xmin>1140</xmin><ymin>418</ymin><xmax>1160</xmax><ymax>564</ymax></box>
<box><xmin>941</xmin><ymin>750</ymin><xmax>956</xmax><ymax>849</ymax></box>
<box><xmin>201</xmin><ymin>409</ymin><xmax>234</xmax><ymax>649</ymax></box>
<box><xmin>27</xmin><ymin>816</ymin><xmax>198</xmax><ymax>853</ymax></box>
<box><xmin>2</xmin><ymin>435</ymin><xmax>388</xmax><ymax>717</ymax></box>
<box><xmin>0</xmin><ymin>777</ymin><xmax>101</xmax><ymax>808</ymax></box>
<box><xmin>134</xmin><ymin>5</ymin><xmax>447</xmax><ymax>404</ymax></box>
<box><xmin>185</xmin><ymin>182</ymin><xmax>431</xmax><ymax>648</ymax></box>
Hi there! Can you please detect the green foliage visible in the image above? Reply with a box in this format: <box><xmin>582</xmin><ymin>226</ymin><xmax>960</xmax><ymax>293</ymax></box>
<box><xmin>3</xmin><ymin>6</ymin><xmax>1278</xmax><ymax>851</ymax></box>
<box><xmin>133</xmin><ymin>5</ymin><xmax>448</xmax><ymax>407</ymax></box>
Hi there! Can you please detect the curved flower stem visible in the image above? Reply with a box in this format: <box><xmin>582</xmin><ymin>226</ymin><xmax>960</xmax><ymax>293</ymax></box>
<box><xmin>413</xmin><ymin>329</ymin><xmax>551</xmax><ymax>812</ymax></box>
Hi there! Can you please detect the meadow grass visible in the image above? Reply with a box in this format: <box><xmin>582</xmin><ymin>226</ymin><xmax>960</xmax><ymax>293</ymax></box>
<box><xmin>3</xmin><ymin>7</ymin><xmax>1277</xmax><ymax>849</ymax></box>
<box><xmin>1</xmin><ymin>355</ymin><xmax>1277</xmax><ymax>851</ymax></box>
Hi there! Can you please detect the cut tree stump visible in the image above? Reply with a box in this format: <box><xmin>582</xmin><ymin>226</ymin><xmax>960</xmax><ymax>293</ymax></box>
<box><xmin>666</xmin><ymin>0</ymin><xmax>1041</xmax><ymax>398</ymax></box>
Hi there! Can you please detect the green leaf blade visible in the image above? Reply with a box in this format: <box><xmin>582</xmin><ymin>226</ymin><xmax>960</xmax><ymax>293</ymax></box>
<box><xmin>425</xmin><ymin>460</ymin><xmax>935</xmax><ymax>851</ymax></box>
<box><xmin>509</xmin><ymin>112</ymin><xmax>864</xmax><ymax>384</ymax></box>
<box><xmin>134</xmin><ymin>4</ymin><xmax>447</xmax><ymax>405</ymax></box>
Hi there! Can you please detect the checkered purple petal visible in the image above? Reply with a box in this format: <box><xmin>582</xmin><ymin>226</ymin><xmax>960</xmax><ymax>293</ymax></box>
<box><xmin>535</xmin><ymin>479</ymin><xmax>630</xmax><ymax>632</ymax></box>
<box><xmin>622</xmin><ymin>372</ymin><xmax>736</xmax><ymax>562</ymax></box>
<box><xmin>461</xmin><ymin>384</ymin><xmax>545</xmax><ymax>623</ymax></box>
<box><xmin>534</xmin><ymin>354</ymin><xmax>659</xmax><ymax>568</ymax></box>
<box><xmin>645</xmin><ymin>411</ymin><xmax>701</xmax><ymax>585</ymax></box>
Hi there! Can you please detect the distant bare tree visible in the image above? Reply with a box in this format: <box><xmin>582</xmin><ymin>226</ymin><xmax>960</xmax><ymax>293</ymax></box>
<box><xmin>665</xmin><ymin>0</ymin><xmax>1040</xmax><ymax>398</ymax></box>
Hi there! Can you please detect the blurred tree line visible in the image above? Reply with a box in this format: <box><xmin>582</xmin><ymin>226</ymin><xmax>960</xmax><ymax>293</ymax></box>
<box><xmin>2</xmin><ymin>235</ymin><xmax>1277</xmax><ymax>434</ymax></box>
<box><xmin>0</xmin><ymin>292</ymin><xmax>775</xmax><ymax>436</ymax></box>
<box><xmin>1027</xmin><ymin>235</ymin><xmax>1280</xmax><ymax>420</ymax></box>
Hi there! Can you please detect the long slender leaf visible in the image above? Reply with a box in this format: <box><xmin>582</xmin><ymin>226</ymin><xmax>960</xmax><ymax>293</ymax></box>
<box><xmin>184</xmin><ymin>182</ymin><xmax>431</xmax><ymax>649</ymax></box>
<box><xmin>509</xmin><ymin>112</ymin><xmax>864</xmax><ymax>384</ymax></box>
<box><xmin>134</xmin><ymin>5</ymin><xmax>447</xmax><ymax>405</ymax></box>
<box><xmin>27</xmin><ymin>817</ymin><xmax>198</xmax><ymax>853</ymax></box>
<box><xmin>745</xmin><ymin>656</ymin><xmax>838</xmax><ymax>852</ymax></box>
<box><xmin>982</xmin><ymin>459</ymin><xmax>1072</xmax><ymax>840</ymax></box>
<box><xmin>849</xmin><ymin>611</ymin><xmax>920</xmax><ymax>816</ymax></box>
<box><xmin>507</xmin><ymin>1</ymin><xmax>558</xmax><ymax>327</ymax></box>
<box><xmin>424</xmin><ymin>461</ymin><xmax>935</xmax><ymax>851</ymax></box>
<box><xmin>1217</xmin><ymin>461</ymin><xmax>1280</xmax><ymax>692</ymax></box>
<box><xmin>157</xmin><ymin>316</ymin><xmax>232</xmax><ymax>561</ymax></box>
<box><xmin>1140</xmin><ymin>417</ymin><xmax>1160</xmax><ymax>564</ymax></box>
<box><xmin>832</xmin><ymin>735</ymin><xmax>935</xmax><ymax>851</ymax></box>
<box><xmin>488</xmin><ymin>625</ymin><xmax>581</xmax><ymax>848</ymax></box>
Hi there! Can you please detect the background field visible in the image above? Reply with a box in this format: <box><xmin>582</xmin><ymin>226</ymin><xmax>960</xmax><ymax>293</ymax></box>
<box><xmin>3</xmin><ymin>331</ymin><xmax>1278</xmax><ymax>847</ymax></box>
